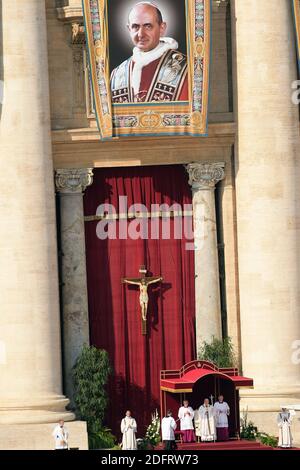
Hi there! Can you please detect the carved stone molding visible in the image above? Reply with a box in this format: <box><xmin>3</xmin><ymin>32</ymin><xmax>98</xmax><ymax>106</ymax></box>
<box><xmin>186</xmin><ymin>162</ymin><xmax>225</xmax><ymax>190</ymax></box>
<box><xmin>212</xmin><ymin>0</ymin><xmax>229</xmax><ymax>17</ymax></box>
<box><xmin>55</xmin><ymin>168</ymin><xmax>94</xmax><ymax>194</ymax></box>
<box><xmin>56</xmin><ymin>6</ymin><xmax>83</xmax><ymax>22</ymax></box>
<box><xmin>214</xmin><ymin>0</ymin><xmax>229</xmax><ymax>5</ymax></box>
<box><xmin>72</xmin><ymin>46</ymin><xmax>85</xmax><ymax>112</ymax></box>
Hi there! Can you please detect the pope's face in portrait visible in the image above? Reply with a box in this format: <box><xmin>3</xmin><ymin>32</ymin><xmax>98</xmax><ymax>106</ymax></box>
<box><xmin>127</xmin><ymin>3</ymin><xmax>167</xmax><ymax>52</ymax></box>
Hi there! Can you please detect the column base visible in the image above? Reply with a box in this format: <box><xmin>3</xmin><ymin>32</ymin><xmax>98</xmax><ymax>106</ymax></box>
<box><xmin>0</xmin><ymin>421</ymin><xmax>88</xmax><ymax>450</ymax></box>
<box><xmin>240</xmin><ymin>387</ymin><xmax>300</xmax><ymax>446</ymax></box>
<box><xmin>0</xmin><ymin>395</ymin><xmax>75</xmax><ymax>424</ymax></box>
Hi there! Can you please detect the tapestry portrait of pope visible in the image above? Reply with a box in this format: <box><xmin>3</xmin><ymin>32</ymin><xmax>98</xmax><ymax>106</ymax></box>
<box><xmin>109</xmin><ymin>0</ymin><xmax>189</xmax><ymax>103</ymax></box>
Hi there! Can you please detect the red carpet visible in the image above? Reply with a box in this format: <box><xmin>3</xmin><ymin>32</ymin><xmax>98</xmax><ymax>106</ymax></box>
<box><xmin>155</xmin><ymin>440</ymin><xmax>299</xmax><ymax>451</ymax></box>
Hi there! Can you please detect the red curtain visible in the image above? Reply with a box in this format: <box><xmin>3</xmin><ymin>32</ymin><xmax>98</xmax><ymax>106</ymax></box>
<box><xmin>84</xmin><ymin>165</ymin><xmax>195</xmax><ymax>437</ymax></box>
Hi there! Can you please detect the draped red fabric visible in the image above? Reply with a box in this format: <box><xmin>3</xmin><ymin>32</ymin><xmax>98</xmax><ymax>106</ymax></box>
<box><xmin>84</xmin><ymin>165</ymin><xmax>195</xmax><ymax>437</ymax></box>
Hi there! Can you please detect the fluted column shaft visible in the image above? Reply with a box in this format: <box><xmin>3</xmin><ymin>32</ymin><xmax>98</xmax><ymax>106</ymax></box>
<box><xmin>0</xmin><ymin>0</ymin><xmax>72</xmax><ymax>424</ymax></box>
<box><xmin>233</xmin><ymin>0</ymin><xmax>300</xmax><ymax>422</ymax></box>
<box><xmin>187</xmin><ymin>163</ymin><xmax>225</xmax><ymax>353</ymax></box>
<box><xmin>55</xmin><ymin>169</ymin><xmax>93</xmax><ymax>406</ymax></box>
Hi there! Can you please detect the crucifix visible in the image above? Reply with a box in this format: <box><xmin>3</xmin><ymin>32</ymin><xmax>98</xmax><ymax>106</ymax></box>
<box><xmin>122</xmin><ymin>266</ymin><xmax>163</xmax><ymax>335</ymax></box>
<box><xmin>209</xmin><ymin>394</ymin><xmax>214</xmax><ymax>406</ymax></box>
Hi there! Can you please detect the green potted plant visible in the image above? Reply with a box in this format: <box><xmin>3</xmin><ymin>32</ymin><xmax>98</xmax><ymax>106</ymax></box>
<box><xmin>72</xmin><ymin>345</ymin><xmax>116</xmax><ymax>449</ymax></box>
<box><xmin>198</xmin><ymin>336</ymin><xmax>237</xmax><ymax>368</ymax></box>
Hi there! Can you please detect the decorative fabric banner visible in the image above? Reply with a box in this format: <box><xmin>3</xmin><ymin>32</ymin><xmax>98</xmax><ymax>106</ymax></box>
<box><xmin>82</xmin><ymin>0</ymin><xmax>211</xmax><ymax>139</ymax></box>
<box><xmin>83</xmin><ymin>0</ymin><xmax>113</xmax><ymax>138</ymax></box>
<box><xmin>293</xmin><ymin>0</ymin><xmax>300</xmax><ymax>71</ymax></box>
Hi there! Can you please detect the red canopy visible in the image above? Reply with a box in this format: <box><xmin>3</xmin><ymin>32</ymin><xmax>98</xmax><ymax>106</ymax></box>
<box><xmin>160</xmin><ymin>360</ymin><xmax>253</xmax><ymax>393</ymax></box>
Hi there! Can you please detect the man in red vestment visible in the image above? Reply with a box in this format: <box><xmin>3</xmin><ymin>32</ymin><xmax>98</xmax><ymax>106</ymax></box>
<box><xmin>110</xmin><ymin>2</ymin><xmax>188</xmax><ymax>103</ymax></box>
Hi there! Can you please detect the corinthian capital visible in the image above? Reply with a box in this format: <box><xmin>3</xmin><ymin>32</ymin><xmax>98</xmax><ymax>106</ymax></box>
<box><xmin>55</xmin><ymin>168</ymin><xmax>94</xmax><ymax>194</ymax></box>
<box><xmin>186</xmin><ymin>162</ymin><xmax>225</xmax><ymax>191</ymax></box>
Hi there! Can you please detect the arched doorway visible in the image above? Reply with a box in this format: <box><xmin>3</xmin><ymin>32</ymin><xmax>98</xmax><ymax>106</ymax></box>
<box><xmin>160</xmin><ymin>360</ymin><xmax>253</xmax><ymax>438</ymax></box>
<box><xmin>186</xmin><ymin>374</ymin><xmax>238</xmax><ymax>437</ymax></box>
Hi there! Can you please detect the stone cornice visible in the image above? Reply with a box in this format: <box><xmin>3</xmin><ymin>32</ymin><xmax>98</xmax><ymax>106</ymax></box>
<box><xmin>55</xmin><ymin>168</ymin><xmax>94</xmax><ymax>194</ymax></box>
<box><xmin>52</xmin><ymin>122</ymin><xmax>236</xmax><ymax>144</ymax></box>
<box><xmin>51</xmin><ymin>123</ymin><xmax>236</xmax><ymax>169</ymax></box>
<box><xmin>186</xmin><ymin>162</ymin><xmax>226</xmax><ymax>190</ymax></box>
<box><xmin>56</xmin><ymin>6</ymin><xmax>83</xmax><ymax>22</ymax></box>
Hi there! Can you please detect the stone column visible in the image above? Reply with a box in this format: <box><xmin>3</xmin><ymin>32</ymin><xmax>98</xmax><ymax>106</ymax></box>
<box><xmin>232</xmin><ymin>0</ymin><xmax>300</xmax><ymax>434</ymax></box>
<box><xmin>0</xmin><ymin>0</ymin><xmax>73</xmax><ymax>424</ymax></box>
<box><xmin>187</xmin><ymin>163</ymin><xmax>225</xmax><ymax>354</ymax></box>
<box><xmin>55</xmin><ymin>169</ymin><xmax>93</xmax><ymax>405</ymax></box>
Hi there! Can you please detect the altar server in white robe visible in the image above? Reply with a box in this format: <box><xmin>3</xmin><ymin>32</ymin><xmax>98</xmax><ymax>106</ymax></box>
<box><xmin>121</xmin><ymin>410</ymin><xmax>137</xmax><ymax>450</ymax></box>
<box><xmin>214</xmin><ymin>395</ymin><xmax>230</xmax><ymax>441</ymax></box>
<box><xmin>277</xmin><ymin>408</ymin><xmax>293</xmax><ymax>448</ymax></box>
<box><xmin>198</xmin><ymin>398</ymin><xmax>216</xmax><ymax>442</ymax></box>
<box><xmin>161</xmin><ymin>410</ymin><xmax>177</xmax><ymax>450</ymax></box>
<box><xmin>52</xmin><ymin>419</ymin><xmax>69</xmax><ymax>450</ymax></box>
<box><xmin>178</xmin><ymin>400</ymin><xmax>196</xmax><ymax>442</ymax></box>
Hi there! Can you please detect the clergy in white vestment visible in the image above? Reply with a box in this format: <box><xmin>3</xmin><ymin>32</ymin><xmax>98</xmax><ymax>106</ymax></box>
<box><xmin>178</xmin><ymin>400</ymin><xmax>196</xmax><ymax>443</ymax></box>
<box><xmin>52</xmin><ymin>419</ymin><xmax>69</xmax><ymax>450</ymax></box>
<box><xmin>121</xmin><ymin>410</ymin><xmax>137</xmax><ymax>450</ymax></box>
<box><xmin>198</xmin><ymin>398</ymin><xmax>216</xmax><ymax>442</ymax></box>
<box><xmin>161</xmin><ymin>410</ymin><xmax>177</xmax><ymax>450</ymax></box>
<box><xmin>214</xmin><ymin>395</ymin><xmax>230</xmax><ymax>441</ymax></box>
<box><xmin>277</xmin><ymin>408</ymin><xmax>293</xmax><ymax>448</ymax></box>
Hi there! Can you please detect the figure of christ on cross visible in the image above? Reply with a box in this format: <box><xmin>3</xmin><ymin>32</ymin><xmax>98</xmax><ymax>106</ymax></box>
<box><xmin>122</xmin><ymin>266</ymin><xmax>163</xmax><ymax>335</ymax></box>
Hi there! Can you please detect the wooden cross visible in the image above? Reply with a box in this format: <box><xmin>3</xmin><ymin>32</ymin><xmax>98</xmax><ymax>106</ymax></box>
<box><xmin>122</xmin><ymin>266</ymin><xmax>163</xmax><ymax>335</ymax></box>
